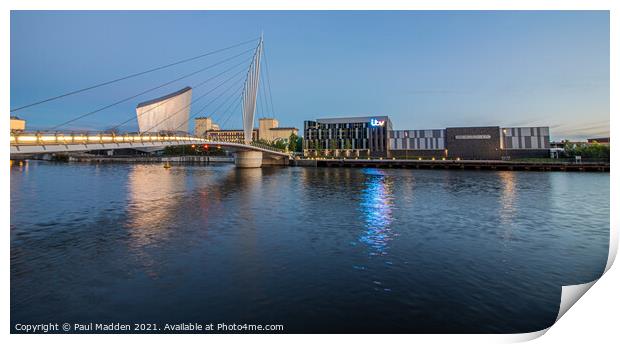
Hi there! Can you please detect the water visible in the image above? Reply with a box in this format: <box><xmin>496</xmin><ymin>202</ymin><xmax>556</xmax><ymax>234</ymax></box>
<box><xmin>10</xmin><ymin>161</ymin><xmax>610</xmax><ymax>333</ymax></box>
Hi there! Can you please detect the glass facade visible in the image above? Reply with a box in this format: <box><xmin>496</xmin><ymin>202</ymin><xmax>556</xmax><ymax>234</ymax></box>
<box><xmin>303</xmin><ymin>116</ymin><xmax>392</xmax><ymax>157</ymax></box>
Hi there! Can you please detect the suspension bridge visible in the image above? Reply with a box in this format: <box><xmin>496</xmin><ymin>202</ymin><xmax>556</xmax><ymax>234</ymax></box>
<box><xmin>10</xmin><ymin>35</ymin><xmax>289</xmax><ymax>168</ymax></box>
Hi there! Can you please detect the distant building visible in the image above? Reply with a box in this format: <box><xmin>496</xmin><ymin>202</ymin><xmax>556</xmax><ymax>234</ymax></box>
<box><xmin>587</xmin><ymin>137</ymin><xmax>610</xmax><ymax>145</ymax></box>
<box><xmin>444</xmin><ymin>126</ymin><xmax>503</xmax><ymax>160</ymax></box>
<box><xmin>390</xmin><ymin>126</ymin><xmax>550</xmax><ymax>160</ymax></box>
<box><xmin>258</xmin><ymin>118</ymin><xmax>298</xmax><ymax>142</ymax></box>
<box><xmin>389</xmin><ymin>129</ymin><xmax>446</xmax><ymax>158</ymax></box>
<box><xmin>500</xmin><ymin>127</ymin><xmax>551</xmax><ymax>158</ymax></box>
<box><xmin>136</xmin><ymin>87</ymin><xmax>192</xmax><ymax>133</ymax></box>
<box><xmin>197</xmin><ymin>117</ymin><xmax>294</xmax><ymax>143</ymax></box>
<box><xmin>304</xmin><ymin>115</ymin><xmax>392</xmax><ymax>158</ymax></box>
<box><xmin>205</xmin><ymin>129</ymin><xmax>258</xmax><ymax>143</ymax></box>
<box><xmin>194</xmin><ymin>116</ymin><xmax>220</xmax><ymax>137</ymax></box>
<box><xmin>302</xmin><ymin>115</ymin><xmax>552</xmax><ymax>159</ymax></box>
<box><xmin>10</xmin><ymin>116</ymin><xmax>26</xmax><ymax>131</ymax></box>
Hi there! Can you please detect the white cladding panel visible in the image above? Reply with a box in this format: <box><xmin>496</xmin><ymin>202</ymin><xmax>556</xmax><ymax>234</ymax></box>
<box><xmin>388</xmin><ymin>129</ymin><xmax>445</xmax><ymax>150</ymax></box>
<box><xmin>502</xmin><ymin>126</ymin><xmax>550</xmax><ymax>149</ymax></box>
<box><xmin>136</xmin><ymin>88</ymin><xmax>192</xmax><ymax>133</ymax></box>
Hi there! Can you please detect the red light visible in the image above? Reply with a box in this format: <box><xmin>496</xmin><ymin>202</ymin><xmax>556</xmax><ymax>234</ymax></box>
<box><xmin>203</xmin><ymin>144</ymin><xmax>209</xmax><ymax>149</ymax></box>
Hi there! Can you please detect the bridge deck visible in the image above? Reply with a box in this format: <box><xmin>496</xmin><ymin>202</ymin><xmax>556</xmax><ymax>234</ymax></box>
<box><xmin>10</xmin><ymin>132</ymin><xmax>289</xmax><ymax>157</ymax></box>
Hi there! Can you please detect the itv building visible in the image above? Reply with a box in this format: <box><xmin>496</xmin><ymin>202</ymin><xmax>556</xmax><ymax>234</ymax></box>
<box><xmin>303</xmin><ymin>115</ymin><xmax>550</xmax><ymax>160</ymax></box>
<box><xmin>304</xmin><ymin>116</ymin><xmax>393</xmax><ymax>157</ymax></box>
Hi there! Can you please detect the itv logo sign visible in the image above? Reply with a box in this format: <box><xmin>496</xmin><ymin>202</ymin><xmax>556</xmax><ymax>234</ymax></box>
<box><xmin>370</xmin><ymin>118</ymin><xmax>385</xmax><ymax>127</ymax></box>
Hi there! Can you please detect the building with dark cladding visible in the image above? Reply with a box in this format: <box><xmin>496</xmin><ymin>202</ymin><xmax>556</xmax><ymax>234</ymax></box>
<box><xmin>445</xmin><ymin>126</ymin><xmax>503</xmax><ymax>160</ymax></box>
<box><xmin>389</xmin><ymin>126</ymin><xmax>551</xmax><ymax>160</ymax></box>
<box><xmin>304</xmin><ymin>116</ymin><xmax>392</xmax><ymax>158</ymax></box>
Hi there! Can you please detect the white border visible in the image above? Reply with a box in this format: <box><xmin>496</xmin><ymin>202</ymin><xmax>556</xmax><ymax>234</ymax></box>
<box><xmin>2</xmin><ymin>1</ymin><xmax>616</xmax><ymax>343</ymax></box>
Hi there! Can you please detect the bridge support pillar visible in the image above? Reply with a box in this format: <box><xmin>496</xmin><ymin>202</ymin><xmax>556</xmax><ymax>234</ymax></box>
<box><xmin>234</xmin><ymin>150</ymin><xmax>263</xmax><ymax>168</ymax></box>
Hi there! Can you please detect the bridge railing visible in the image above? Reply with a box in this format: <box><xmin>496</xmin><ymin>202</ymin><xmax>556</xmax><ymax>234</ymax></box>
<box><xmin>10</xmin><ymin>131</ymin><xmax>209</xmax><ymax>146</ymax></box>
<box><xmin>10</xmin><ymin>131</ymin><xmax>290</xmax><ymax>156</ymax></box>
<box><xmin>249</xmin><ymin>141</ymin><xmax>287</xmax><ymax>153</ymax></box>
<box><xmin>203</xmin><ymin>136</ymin><xmax>288</xmax><ymax>154</ymax></box>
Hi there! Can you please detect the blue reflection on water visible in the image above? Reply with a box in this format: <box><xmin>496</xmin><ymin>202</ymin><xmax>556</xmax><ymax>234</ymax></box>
<box><xmin>359</xmin><ymin>169</ymin><xmax>395</xmax><ymax>256</ymax></box>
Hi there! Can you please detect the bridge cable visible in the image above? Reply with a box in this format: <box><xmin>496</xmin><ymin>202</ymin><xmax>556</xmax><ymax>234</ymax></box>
<box><xmin>262</xmin><ymin>45</ymin><xmax>276</xmax><ymax>117</ymax></box>
<box><xmin>218</xmin><ymin>95</ymin><xmax>243</xmax><ymax>126</ymax></box>
<box><xmin>179</xmin><ymin>91</ymin><xmax>241</xmax><ymax>140</ymax></box>
<box><xmin>141</xmin><ymin>71</ymin><xmax>246</xmax><ymax>134</ymax></box>
<box><xmin>208</xmin><ymin>86</ymin><xmax>245</xmax><ymax>126</ymax></box>
<box><xmin>140</xmin><ymin>72</ymin><xmax>246</xmax><ymax>135</ymax></box>
<box><xmin>216</xmin><ymin>80</ymin><xmax>249</xmax><ymax>129</ymax></box>
<box><xmin>173</xmin><ymin>78</ymin><xmax>245</xmax><ymax>133</ymax></box>
<box><xmin>258</xmin><ymin>54</ymin><xmax>274</xmax><ymax>117</ymax></box>
<box><xmin>110</xmin><ymin>57</ymin><xmax>250</xmax><ymax>131</ymax></box>
<box><xmin>215</xmin><ymin>94</ymin><xmax>243</xmax><ymax>127</ymax></box>
<box><xmin>50</xmin><ymin>48</ymin><xmax>255</xmax><ymax>130</ymax></box>
<box><xmin>262</xmin><ymin>61</ymin><xmax>273</xmax><ymax>116</ymax></box>
<box><xmin>258</xmin><ymin>67</ymin><xmax>269</xmax><ymax>116</ymax></box>
<box><xmin>219</xmin><ymin>98</ymin><xmax>244</xmax><ymax>130</ymax></box>
<box><xmin>11</xmin><ymin>37</ymin><xmax>259</xmax><ymax>113</ymax></box>
<box><xmin>109</xmin><ymin>56</ymin><xmax>252</xmax><ymax>131</ymax></box>
<box><xmin>257</xmin><ymin>79</ymin><xmax>266</xmax><ymax>116</ymax></box>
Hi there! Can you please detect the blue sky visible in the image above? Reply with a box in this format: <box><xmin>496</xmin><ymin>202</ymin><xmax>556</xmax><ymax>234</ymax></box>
<box><xmin>11</xmin><ymin>11</ymin><xmax>609</xmax><ymax>140</ymax></box>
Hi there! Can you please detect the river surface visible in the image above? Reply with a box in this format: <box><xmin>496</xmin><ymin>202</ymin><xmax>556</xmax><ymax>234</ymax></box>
<box><xmin>10</xmin><ymin>161</ymin><xmax>609</xmax><ymax>333</ymax></box>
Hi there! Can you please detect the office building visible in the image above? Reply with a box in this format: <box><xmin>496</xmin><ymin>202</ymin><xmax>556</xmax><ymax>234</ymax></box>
<box><xmin>304</xmin><ymin>116</ymin><xmax>392</xmax><ymax>157</ymax></box>
<box><xmin>194</xmin><ymin>116</ymin><xmax>220</xmax><ymax>137</ymax></box>
<box><xmin>205</xmin><ymin>129</ymin><xmax>258</xmax><ymax>143</ymax></box>
<box><xmin>258</xmin><ymin>118</ymin><xmax>299</xmax><ymax>142</ymax></box>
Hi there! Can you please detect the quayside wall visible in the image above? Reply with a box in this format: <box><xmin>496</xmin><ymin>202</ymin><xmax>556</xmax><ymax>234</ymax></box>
<box><xmin>291</xmin><ymin>158</ymin><xmax>609</xmax><ymax>172</ymax></box>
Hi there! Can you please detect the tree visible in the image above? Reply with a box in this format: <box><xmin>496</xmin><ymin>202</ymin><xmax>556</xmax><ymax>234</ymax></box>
<box><xmin>328</xmin><ymin>139</ymin><xmax>339</xmax><ymax>157</ymax></box>
<box><xmin>314</xmin><ymin>140</ymin><xmax>323</xmax><ymax>157</ymax></box>
<box><xmin>564</xmin><ymin>141</ymin><xmax>609</xmax><ymax>160</ymax></box>
<box><xmin>274</xmin><ymin>139</ymin><xmax>288</xmax><ymax>150</ymax></box>
<box><xmin>296</xmin><ymin>136</ymin><xmax>303</xmax><ymax>152</ymax></box>
<box><xmin>344</xmin><ymin>139</ymin><xmax>352</xmax><ymax>150</ymax></box>
<box><xmin>288</xmin><ymin>132</ymin><xmax>299</xmax><ymax>152</ymax></box>
<box><xmin>329</xmin><ymin>139</ymin><xmax>338</xmax><ymax>150</ymax></box>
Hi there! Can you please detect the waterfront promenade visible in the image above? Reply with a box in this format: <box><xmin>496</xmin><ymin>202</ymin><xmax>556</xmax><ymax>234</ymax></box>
<box><xmin>293</xmin><ymin>158</ymin><xmax>610</xmax><ymax>172</ymax></box>
<box><xmin>14</xmin><ymin>154</ymin><xmax>609</xmax><ymax>172</ymax></box>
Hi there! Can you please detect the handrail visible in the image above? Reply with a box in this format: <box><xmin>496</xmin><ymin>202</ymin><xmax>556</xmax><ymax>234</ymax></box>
<box><xmin>9</xmin><ymin>131</ymin><xmax>290</xmax><ymax>156</ymax></box>
<box><xmin>249</xmin><ymin>140</ymin><xmax>286</xmax><ymax>153</ymax></box>
<box><xmin>10</xmin><ymin>131</ymin><xmax>210</xmax><ymax>146</ymax></box>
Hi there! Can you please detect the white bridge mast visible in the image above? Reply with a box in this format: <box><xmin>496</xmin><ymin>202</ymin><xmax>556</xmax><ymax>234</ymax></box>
<box><xmin>241</xmin><ymin>35</ymin><xmax>263</xmax><ymax>145</ymax></box>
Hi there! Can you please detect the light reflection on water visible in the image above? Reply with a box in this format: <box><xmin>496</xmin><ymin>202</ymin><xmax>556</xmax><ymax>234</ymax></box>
<box><xmin>125</xmin><ymin>165</ymin><xmax>188</xmax><ymax>278</ymax></box>
<box><xmin>359</xmin><ymin>169</ymin><xmax>395</xmax><ymax>256</ymax></box>
<box><xmin>499</xmin><ymin>171</ymin><xmax>517</xmax><ymax>243</ymax></box>
<box><xmin>127</xmin><ymin>165</ymin><xmax>184</xmax><ymax>243</ymax></box>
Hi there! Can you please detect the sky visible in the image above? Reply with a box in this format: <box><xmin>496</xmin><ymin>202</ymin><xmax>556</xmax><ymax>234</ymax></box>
<box><xmin>10</xmin><ymin>11</ymin><xmax>610</xmax><ymax>140</ymax></box>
